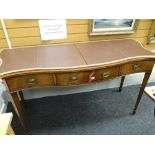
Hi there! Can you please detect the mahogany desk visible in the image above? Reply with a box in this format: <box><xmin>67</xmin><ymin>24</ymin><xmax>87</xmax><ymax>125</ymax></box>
<box><xmin>0</xmin><ymin>39</ymin><xmax>155</xmax><ymax>134</ymax></box>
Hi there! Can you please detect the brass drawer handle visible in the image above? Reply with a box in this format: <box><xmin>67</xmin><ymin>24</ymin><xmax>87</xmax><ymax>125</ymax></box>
<box><xmin>133</xmin><ymin>64</ymin><xmax>140</xmax><ymax>71</ymax></box>
<box><xmin>102</xmin><ymin>71</ymin><xmax>110</xmax><ymax>78</ymax></box>
<box><xmin>69</xmin><ymin>76</ymin><xmax>79</xmax><ymax>85</ymax></box>
<box><xmin>26</xmin><ymin>77</ymin><xmax>37</xmax><ymax>85</ymax></box>
<box><xmin>70</xmin><ymin>76</ymin><xmax>78</xmax><ymax>81</ymax></box>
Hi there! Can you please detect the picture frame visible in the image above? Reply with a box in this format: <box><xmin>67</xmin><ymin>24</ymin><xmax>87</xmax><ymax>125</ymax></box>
<box><xmin>90</xmin><ymin>19</ymin><xmax>139</xmax><ymax>36</ymax></box>
<box><xmin>148</xmin><ymin>20</ymin><xmax>155</xmax><ymax>44</ymax></box>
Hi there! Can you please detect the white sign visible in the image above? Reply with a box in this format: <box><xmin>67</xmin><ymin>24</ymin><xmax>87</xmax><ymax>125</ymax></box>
<box><xmin>38</xmin><ymin>19</ymin><xmax>67</xmax><ymax>40</ymax></box>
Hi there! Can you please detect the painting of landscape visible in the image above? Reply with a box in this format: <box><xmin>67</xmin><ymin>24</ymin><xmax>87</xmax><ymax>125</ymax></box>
<box><xmin>94</xmin><ymin>19</ymin><xmax>134</xmax><ymax>29</ymax></box>
<box><xmin>90</xmin><ymin>19</ymin><xmax>138</xmax><ymax>35</ymax></box>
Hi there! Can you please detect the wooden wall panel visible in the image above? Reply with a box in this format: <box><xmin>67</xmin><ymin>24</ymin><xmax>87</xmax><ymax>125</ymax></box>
<box><xmin>4</xmin><ymin>19</ymin><xmax>88</xmax><ymax>28</ymax></box>
<box><xmin>1</xmin><ymin>24</ymin><xmax>150</xmax><ymax>39</ymax></box>
<box><xmin>138</xmin><ymin>20</ymin><xmax>152</xmax><ymax>29</ymax></box>
<box><xmin>1</xmin><ymin>25</ymin><xmax>88</xmax><ymax>38</ymax></box>
<box><xmin>0</xmin><ymin>22</ymin><xmax>8</xmax><ymax>49</ymax></box>
<box><xmin>0</xmin><ymin>29</ymin><xmax>5</xmax><ymax>39</ymax></box>
<box><xmin>146</xmin><ymin>44</ymin><xmax>155</xmax><ymax>50</ymax></box>
<box><xmin>0</xmin><ymin>19</ymin><xmax>154</xmax><ymax>49</ymax></box>
<box><xmin>0</xmin><ymin>39</ymin><xmax>8</xmax><ymax>48</ymax></box>
<box><xmin>0</xmin><ymin>22</ymin><xmax>2</xmax><ymax>29</ymax></box>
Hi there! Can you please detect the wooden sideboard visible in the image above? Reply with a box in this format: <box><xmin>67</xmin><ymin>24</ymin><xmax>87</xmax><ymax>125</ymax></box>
<box><xmin>0</xmin><ymin>39</ymin><xmax>155</xmax><ymax>134</ymax></box>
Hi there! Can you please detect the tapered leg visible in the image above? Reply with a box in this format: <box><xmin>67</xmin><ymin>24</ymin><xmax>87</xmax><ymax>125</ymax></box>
<box><xmin>19</xmin><ymin>91</ymin><xmax>25</xmax><ymax>103</ymax></box>
<box><xmin>132</xmin><ymin>72</ymin><xmax>151</xmax><ymax>115</ymax></box>
<box><xmin>11</xmin><ymin>92</ymin><xmax>30</xmax><ymax>134</ymax></box>
<box><xmin>119</xmin><ymin>76</ymin><xmax>125</xmax><ymax>92</ymax></box>
<box><xmin>18</xmin><ymin>90</ymin><xmax>27</xmax><ymax>108</ymax></box>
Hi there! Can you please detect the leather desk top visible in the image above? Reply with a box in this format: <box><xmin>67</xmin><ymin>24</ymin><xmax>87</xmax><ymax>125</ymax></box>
<box><xmin>0</xmin><ymin>39</ymin><xmax>155</xmax><ymax>77</ymax></box>
<box><xmin>75</xmin><ymin>39</ymin><xmax>155</xmax><ymax>65</ymax></box>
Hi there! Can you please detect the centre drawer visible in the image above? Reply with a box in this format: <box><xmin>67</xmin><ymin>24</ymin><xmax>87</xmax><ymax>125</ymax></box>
<box><xmin>56</xmin><ymin>66</ymin><xmax>120</xmax><ymax>86</ymax></box>
<box><xmin>56</xmin><ymin>72</ymin><xmax>90</xmax><ymax>86</ymax></box>
<box><xmin>121</xmin><ymin>61</ymin><xmax>154</xmax><ymax>75</ymax></box>
<box><xmin>6</xmin><ymin>73</ymin><xmax>54</xmax><ymax>92</ymax></box>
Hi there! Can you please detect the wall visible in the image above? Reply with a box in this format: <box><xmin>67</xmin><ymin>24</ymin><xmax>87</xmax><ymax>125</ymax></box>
<box><xmin>0</xmin><ymin>19</ymin><xmax>155</xmax><ymax>50</ymax></box>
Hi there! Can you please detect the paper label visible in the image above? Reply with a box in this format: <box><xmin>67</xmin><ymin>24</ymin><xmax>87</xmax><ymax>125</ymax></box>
<box><xmin>39</xmin><ymin>19</ymin><xmax>67</xmax><ymax>40</ymax></box>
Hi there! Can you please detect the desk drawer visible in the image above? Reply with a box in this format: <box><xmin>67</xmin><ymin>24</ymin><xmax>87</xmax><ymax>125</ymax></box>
<box><xmin>56</xmin><ymin>67</ymin><xmax>119</xmax><ymax>86</ymax></box>
<box><xmin>121</xmin><ymin>61</ymin><xmax>154</xmax><ymax>75</ymax></box>
<box><xmin>94</xmin><ymin>66</ymin><xmax>120</xmax><ymax>82</ymax></box>
<box><xmin>56</xmin><ymin>72</ymin><xmax>90</xmax><ymax>86</ymax></box>
<box><xmin>6</xmin><ymin>74</ymin><xmax>54</xmax><ymax>92</ymax></box>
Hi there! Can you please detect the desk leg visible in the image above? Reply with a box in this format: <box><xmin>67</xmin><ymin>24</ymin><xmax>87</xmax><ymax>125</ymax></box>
<box><xmin>132</xmin><ymin>72</ymin><xmax>151</xmax><ymax>115</ymax></box>
<box><xmin>18</xmin><ymin>90</ymin><xmax>27</xmax><ymax>108</ymax></box>
<box><xmin>119</xmin><ymin>76</ymin><xmax>125</xmax><ymax>92</ymax></box>
<box><xmin>19</xmin><ymin>91</ymin><xmax>25</xmax><ymax>103</ymax></box>
<box><xmin>11</xmin><ymin>92</ymin><xmax>30</xmax><ymax>134</ymax></box>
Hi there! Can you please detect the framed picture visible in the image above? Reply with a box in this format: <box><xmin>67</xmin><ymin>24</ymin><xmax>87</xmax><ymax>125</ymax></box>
<box><xmin>148</xmin><ymin>20</ymin><xmax>155</xmax><ymax>44</ymax></box>
<box><xmin>90</xmin><ymin>19</ymin><xmax>139</xmax><ymax>35</ymax></box>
